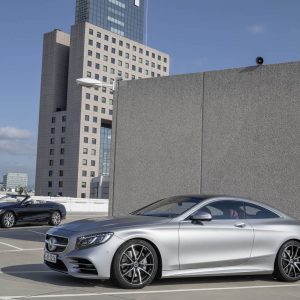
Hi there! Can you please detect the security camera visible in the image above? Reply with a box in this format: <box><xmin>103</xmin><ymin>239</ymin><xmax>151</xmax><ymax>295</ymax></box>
<box><xmin>256</xmin><ymin>57</ymin><xmax>264</xmax><ymax>65</ymax></box>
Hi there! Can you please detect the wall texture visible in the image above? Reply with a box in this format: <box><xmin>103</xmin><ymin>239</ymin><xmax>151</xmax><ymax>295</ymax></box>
<box><xmin>109</xmin><ymin>62</ymin><xmax>300</xmax><ymax>218</ymax></box>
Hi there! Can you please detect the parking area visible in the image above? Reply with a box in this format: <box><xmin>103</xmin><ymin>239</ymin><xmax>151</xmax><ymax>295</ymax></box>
<box><xmin>0</xmin><ymin>213</ymin><xmax>300</xmax><ymax>300</ymax></box>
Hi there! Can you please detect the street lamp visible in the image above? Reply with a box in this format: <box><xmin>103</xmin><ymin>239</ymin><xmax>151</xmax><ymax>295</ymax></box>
<box><xmin>76</xmin><ymin>77</ymin><xmax>121</xmax><ymax>91</ymax></box>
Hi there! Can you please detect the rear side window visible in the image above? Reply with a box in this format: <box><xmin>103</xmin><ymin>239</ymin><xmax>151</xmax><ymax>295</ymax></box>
<box><xmin>244</xmin><ymin>202</ymin><xmax>280</xmax><ymax>219</ymax></box>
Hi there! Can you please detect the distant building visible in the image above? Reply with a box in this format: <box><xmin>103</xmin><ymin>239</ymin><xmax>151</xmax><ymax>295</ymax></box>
<box><xmin>3</xmin><ymin>173</ymin><xmax>28</xmax><ymax>190</ymax></box>
<box><xmin>75</xmin><ymin>0</ymin><xmax>144</xmax><ymax>43</ymax></box>
<box><xmin>90</xmin><ymin>175</ymin><xmax>109</xmax><ymax>199</ymax></box>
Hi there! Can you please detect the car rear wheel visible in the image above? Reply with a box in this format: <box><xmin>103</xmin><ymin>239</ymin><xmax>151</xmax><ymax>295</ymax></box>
<box><xmin>112</xmin><ymin>239</ymin><xmax>158</xmax><ymax>289</ymax></box>
<box><xmin>49</xmin><ymin>211</ymin><xmax>61</xmax><ymax>226</ymax></box>
<box><xmin>274</xmin><ymin>240</ymin><xmax>300</xmax><ymax>282</ymax></box>
<box><xmin>1</xmin><ymin>212</ymin><xmax>16</xmax><ymax>228</ymax></box>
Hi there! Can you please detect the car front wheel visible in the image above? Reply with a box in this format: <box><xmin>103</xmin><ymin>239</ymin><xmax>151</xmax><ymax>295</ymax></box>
<box><xmin>274</xmin><ymin>240</ymin><xmax>300</xmax><ymax>282</ymax></box>
<box><xmin>49</xmin><ymin>211</ymin><xmax>61</xmax><ymax>226</ymax></box>
<box><xmin>1</xmin><ymin>212</ymin><xmax>16</xmax><ymax>228</ymax></box>
<box><xmin>112</xmin><ymin>239</ymin><xmax>159</xmax><ymax>289</ymax></box>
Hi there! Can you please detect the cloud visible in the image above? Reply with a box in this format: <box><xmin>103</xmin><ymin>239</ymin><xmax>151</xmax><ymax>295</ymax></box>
<box><xmin>0</xmin><ymin>140</ymin><xmax>36</xmax><ymax>156</ymax></box>
<box><xmin>248</xmin><ymin>24</ymin><xmax>265</xmax><ymax>34</ymax></box>
<box><xmin>0</xmin><ymin>127</ymin><xmax>32</xmax><ymax>140</ymax></box>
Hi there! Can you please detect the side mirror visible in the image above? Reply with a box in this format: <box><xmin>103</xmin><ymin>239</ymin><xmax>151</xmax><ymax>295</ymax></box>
<box><xmin>190</xmin><ymin>210</ymin><xmax>212</xmax><ymax>223</ymax></box>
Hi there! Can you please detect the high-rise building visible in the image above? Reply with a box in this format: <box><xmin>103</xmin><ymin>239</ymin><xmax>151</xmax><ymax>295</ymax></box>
<box><xmin>76</xmin><ymin>0</ymin><xmax>144</xmax><ymax>43</ymax></box>
<box><xmin>35</xmin><ymin>2</ymin><xmax>170</xmax><ymax>198</ymax></box>
<box><xmin>3</xmin><ymin>173</ymin><xmax>28</xmax><ymax>190</ymax></box>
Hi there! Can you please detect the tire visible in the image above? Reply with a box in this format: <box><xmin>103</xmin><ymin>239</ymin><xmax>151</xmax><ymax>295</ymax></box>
<box><xmin>49</xmin><ymin>211</ymin><xmax>62</xmax><ymax>226</ymax></box>
<box><xmin>1</xmin><ymin>211</ymin><xmax>16</xmax><ymax>228</ymax></box>
<box><xmin>274</xmin><ymin>240</ymin><xmax>300</xmax><ymax>282</ymax></box>
<box><xmin>112</xmin><ymin>239</ymin><xmax>159</xmax><ymax>289</ymax></box>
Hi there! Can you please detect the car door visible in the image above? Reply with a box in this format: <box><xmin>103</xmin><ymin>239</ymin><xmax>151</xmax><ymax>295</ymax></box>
<box><xmin>179</xmin><ymin>200</ymin><xmax>254</xmax><ymax>270</ymax></box>
<box><xmin>17</xmin><ymin>199</ymin><xmax>45</xmax><ymax>222</ymax></box>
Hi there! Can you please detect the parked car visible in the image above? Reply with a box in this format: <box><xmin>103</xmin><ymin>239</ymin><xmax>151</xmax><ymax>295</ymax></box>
<box><xmin>0</xmin><ymin>194</ymin><xmax>66</xmax><ymax>228</ymax></box>
<box><xmin>44</xmin><ymin>195</ymin><xmax>300</xmax><ymax>289</ymax></box>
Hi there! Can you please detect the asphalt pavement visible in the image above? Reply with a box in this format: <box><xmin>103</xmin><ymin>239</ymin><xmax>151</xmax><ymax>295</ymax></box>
<box><xmin>0</xmin><ymin>213</ymin><xmax>300</xmax><ymax>300</ymax></box>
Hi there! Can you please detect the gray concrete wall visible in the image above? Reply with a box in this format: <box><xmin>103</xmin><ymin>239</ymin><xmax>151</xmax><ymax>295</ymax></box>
<box><xmin>110</xmin><ymin>61</ymin><xmax>300</xmax><ymax>219</ymax></box>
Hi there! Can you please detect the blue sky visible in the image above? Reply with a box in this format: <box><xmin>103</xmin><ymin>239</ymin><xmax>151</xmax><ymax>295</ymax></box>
<box><xmin>0</xmin><ymin>0</ymin><xmax>300</xmax><ymax>186</ymax></box>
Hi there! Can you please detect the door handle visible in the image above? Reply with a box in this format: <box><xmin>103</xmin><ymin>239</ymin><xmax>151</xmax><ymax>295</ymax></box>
<box><xmin>234</xmin><ymin>222</ymin><xmax>246</xmax><ymax>228</ymax></box>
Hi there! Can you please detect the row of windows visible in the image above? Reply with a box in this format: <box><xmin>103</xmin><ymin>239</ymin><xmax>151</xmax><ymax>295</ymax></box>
<box><xmin>87</xmin><ymin>48</ymin><xmax>168</xmax><ymax>71</ymax></box>
<box><xmin>48</xmin><ymin>181</ymin><xmax>64</xmax><ymax>188</ymax></box>
<box><xmin>83</xmin><ymin>137</ymin><xmax>97</xmax><ymax>145</ymax></box>
<box><xmin>88</xmin><ymin>29</ymin><xmax>168</xmax><ymax>63</ymax></box>
<box><xmin>85</xmin><ymin>105</ymin><xmax>113</xmax><ymax>115</ymax></box>
<box><xmin>49</xmin><ymin>170</ymin><xmax>64</xmax><ymax>177</ymax></box>
<box><xmin>50</xmin><ymin>137</ymin><xmax>65</xmax><ymax>144</ymax></box>
<box><xmin>50</xmin><ymin>127</ymin><xmax>66</xmax><ymax>134</ymax></box>
<box><xmin>85</xmin><ymin>93</ymin><xmax>113</xmax><ymax>105</ymax></box>
<box><xmin>83</xmin><ymin>148</ymin><xmax>97</xmax><ymax>155</ymax></box>
<box><xmin>86</xmin><ymin>70</ymin><xmax>159</xmax><ymax>81</ymax></box>
<box><xmin>49</xmin><ymin>148</ymin><xmax>65</xmax><ymax>155</ymax></box>
<box><xmin>82</xmin><ymin>170</ymin><xmax>95</xmax><ymax>177</ymax></box>
<box><xmin>49</xmin><ymin>159</ymin><xmax>64</xmax><ymax>166</ymax></box>
<box><xmin>82</xmin><ymin>159</ymin><xmax>96</xmax><ymax>166</ymax></box>
<box><xmin>51</xmin><ymin>116</ymin><xmax>66</xmax><ymax>123</ymax></box>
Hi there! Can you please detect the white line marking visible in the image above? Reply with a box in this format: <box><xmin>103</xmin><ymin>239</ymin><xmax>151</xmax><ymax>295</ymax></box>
<box><xmin>0</xmin><ymin>241</ymin><xmax>22</xmax><ymax>251</ymax></box>
<box><xmin>28</xmin><ymin>230</ymin><xmax>46</xmax><ymax>236</ymax></box>
<box><xmin>0</xmin><ymin>283</ymin><xmax>300</xmax><ymax>299</ymax></box>
<box><xmin>0</xmin><ymin>248</ymin><xmax>43</xmax><ymax>253</ymax></box>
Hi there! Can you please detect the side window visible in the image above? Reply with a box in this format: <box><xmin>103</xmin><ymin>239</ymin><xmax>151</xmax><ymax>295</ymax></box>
<box><xmin>197</xmin><ymin>200</ymin><xmax>245</xmax><ymax>220</ymax></box>
<box><xmin>244</xmin><ymin>202</ymin><xmax>279</xmax><ymax>219</ymax></box>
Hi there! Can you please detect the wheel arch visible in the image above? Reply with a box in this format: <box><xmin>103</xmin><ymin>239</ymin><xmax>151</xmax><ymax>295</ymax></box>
<box><xmin>274</xmin><ymin>238</ymin><xmax>300</xmax><ymax>265</ymax></box>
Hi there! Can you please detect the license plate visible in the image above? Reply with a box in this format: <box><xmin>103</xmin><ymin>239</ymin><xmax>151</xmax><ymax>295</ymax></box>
<box><xmin>44</xmin><ymin>251</ymin><xmax>57</xmax><ymax>263</ymax></box>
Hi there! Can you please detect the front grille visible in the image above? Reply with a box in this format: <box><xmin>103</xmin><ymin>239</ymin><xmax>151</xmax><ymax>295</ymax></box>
<box><xmin>69</xmin><ymin>258</ymin><xmax>98</xmax><ymax>275</ymax></box>
<box><xmin>45</xmin><ymin>258</ymin><xmax>68</xmax><ymax>273</ymax></box>
<box><xmin>45</xmin><ymin>234</ymin><xmax>68</xmax><ymax>253</ymax></box>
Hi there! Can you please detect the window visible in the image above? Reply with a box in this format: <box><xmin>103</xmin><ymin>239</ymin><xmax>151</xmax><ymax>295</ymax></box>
<box><xmin>92</xmin><ymin>127</ymin><xmax>97</xmax><ymax>134</ymax></box>
<box><xmin>119</xmin><ymin>50</ymin><xmax>123</xmax><ymax>56</ymax></box>
<box><xmin>151</xmin><ymin>62</ymin><xmax>155</xmax><ymax>68</ymax></box>
<box><xmin>146</xmin><ymin>50</ymin><xmax>149</xmax><ymax>56</ymax></box>
<box><xmin>85</xmin><ymin>104</ymin><xmax>90</xmax><ymax>110</ymax></box>
<box><xmin>51</xmin><ymin>128</ymin><xmax>55</xmax><ymax>134</ymax></box>
<box><xmin>112</xmin><ymin>37</ymin><xmax>116</xmax><ymax>43</ymax></box>
<box><xmin>104</xmin><ymin>34</ymin><xmax>109</xmax><ymax>41</ymax></box>
<box><xmin>158</xmin><ymin>55</ymin><xmax>161</xmax><ymax>61</ymax></box>
<box><xmin>125</xmin><ymin>72</ymin><xmax>129</xmax><ymax>78</ymax></box>
<box><xmin>145</xmin><ymin>60</ymin><xmax>149</xmax><ymax>66</ymax></box>
<box><xmin>110</xmin><ymin>68</ymin><xmax>115</xmax><ymax>74</ymax></box>
<box><xmin>119</xmin><ymin>40</ymin><xmax>123</xmax><ymax>46</ymax></box>
<box><xmin>96</xmin><ymin>52</ymin><xmax>100</xmax><ymax>59</ymax></box>
<box><xmin>111</xmin><ymin>47</ymin><xmax>116</xmax><ymax>54</ymax></box>
<box><xmin>49</xmin><ymin>160</ymin><xmax>53</xmax><ymax>166</ymax></box>
<box><xmin>138</xmin><ymin>67</ymin><xmax>142</xmax><ymax>73</ymax></box>
<box><xmin>85</xmin><ymin>115</ymin><xmax>89</xmax><ymax>121</ymax></box>
<box><xmin>50</xmin><ymin>149</ymin><xmax>54</xmax><ymax>155</ymax></box>
<box><xmin>103</xmin><ymin>65</ymin><xmax>107</xmax><ymax>72</ymax></box>
<box><xmin>195</xmin><ymin>200</ymin><xmax>245</xmax><ymax>220</ymax></box>
<box><xmin>109</xmin><ymin>109</ymin><xmax>113</xmax><ymax>115</ymax></box>
<box><xmin>164</xmin><ymin>57</ymin><xmax>168</xmax><ymax>63</ymax></box>
<box><xmin>95</xmin><ymin>63</ymin><xmax>100</xmax><ymax>70</ymax></box>
<box><xmin>83</xmin><ymin>159</ymin><xmax>87</xmax><ymax>166</ymax></box>
<box><xmin>111</xmin><ymin>58</ymin><xmax>115</xmax><ymax>64</ymax></box>
<box><xmin>118</xmin><ymin>70</ymin><xmax>122</xmax><ymax>76</ymax></box>
<box><xmin>88</xmin><ymin>39</ymin><xmax>93</xmax><ymax>46</ymax></box>
<box><xmin>81</xmin><ymin>193</ymin><xmax>86</xmax><ymax>198</ymax></box>
<box><xmin>84</xmin><ymin>126</ymin><xmax>89</xmax><ymax>132</ymax></box>
<box><xmin>60</xmin><ymin>159</ymin><xmax>64</xmax><ymax>166</ymax></box>
<box><xmin>91</xmin><ymin>149</ymin><xmax>96</xmax><ymax>155</ymax></box>
<box><xmin>87</xmin><ymin>71</ymin><xmax>91</xmax><ymax>78</ymax></box>
<box><xmin>104</xmin><ymin>45</ymin><xmax>108</xmax><ymax>51</ymax></box>
<box><xmin>125</xmin><ymin>62</ymin><xmax>129</xmax><ymax>69</ymax></box>
<box><xmin>132</xmin><ymin>65</ymin><xmax>136</xmax><ymax>71</ymax></box>
<box><xmin>90</xmin><ymin>171</ymin><xmax>95</xmax><ymax>177</ymax></box>
<box><xmin>48</xmin><ymin>181</ymin><xmax>52</xmax><ymax>188</ymax></box>
<box><xmin>87</xmin><ymin>60</ymin><xmax>92</xmax><ymax>67</ymax></box>
<box><xmin>163</xmin><ymin>66</ymin><xmax>167</xmax><ymax>72</ymax></box>
<box><xmin>58</xmin><ymin>182</ymin><xmax>63</xmax><ymax>189</ymax></box>
<box><xmin>102</xmin><ymin>97</ymin><xmax>107</xmax><ymax>103</ymax></box>
<box><xmin>158</xmin><ymin>64</ymin><xmax>161</xmax><ymax>70</ymax></box>
<box><xmin>126</xmin><ymin>43</ymin><xmax>130</xmax><ymax>49</ymax></box>
<box><xmin>109</xmin><ymin>99</ymin><xmax>113</xmax><ymax>105</ymax></box>
<box><xmin>91</xmin><ymin>160</ymin><xmax>96</xmax><ymax>166</ymax></box>
<box><xmin>139</xmin><ymin>57</ymin><xmax>143</xmax><ymax>63</ymax></box>
<box><xmin>83</xmin><ymin>148</ymin><xmax>88</xmax><ymax>154</ymax></box>
<box><xmin>93</xmin><ymin>106</ymin><xmax>98</xmax><ymax>112</ymax></box>
<box><xmin>118</xmin><ymin>60</ymin><xmax>122</xmax><ymax>66</ymax></box>
<box><xmin>59</xmin><ymin>170</ymin><xmax>64</xmax><ymax>177</ymax></box>
<box><xmin>103</xmin><ymin>76</ymin><xmax>108</xmax><ymax>82</ymax></box>
<box><xmin>62</xmin><ymin>115</ymin><xmax>66</xmax><ymax>122</ymax></box>
<box><xmin>93</xmin><ymin>117</ymin><xmax>98</xmax><ymax>123</ymax></box>
<box><xmin>243</xmin><ymin>202</ymin><xmax>280</xmax><ymax>219</ymax></box>
<box><xmin>89</xmin><ymin>29</ymin><xmax>93</xmax><ymax>35</ymax></box>
<box><xmin>50</xmin><ymin>138</ymin><xmax>55</xmax><ymax>144</ymax></box>
<box><xmin>133</xmin><ymin>45</ymin><xmax>136</xmax><ymax>51</ymax></box>
<box><xmin>86</xmin><ymin>93</ymin><xmax>90</xmax><ymax>100</ymax></box>
<box><xmin>101</xmin><ymin>108</ymin><xmax>106</xmax><ymax>114</ymax></box>
<box><xmin>139</xmin><ymin>48</ymin><xmax>143</xmax><ymax>54</ymax></box>
<box><xmin>60</xmin><ymin>148</ymin><xmax>65</xmax><ymax>155</ymax></box>
<box><xmin>88</xmin><ymin>50</ymin><xmax>92</xmax><ymax>56</ymax></box>
<box><xmin>132</xmin><ymin>55</ymin><xmax>136</xmax><ymax>61</ymax></box>
<box><xmin>62</xmin><ymin>126</ymin><xmax>66</xmax><ymax>133</ymax></box>
<box><xmin>95</xmin><ymin>73</ymin><xmax>100</xmax><ymax>80</ymax></box>
<box><xmin>92</xmin><ymin>138</ymin><xmax>97</xmax><ymax>144</ymax></box>
<box><xmin>82</xmin><ymin>182</ymin><xmax>87</xmax><ymax>188</ymax></box>
<box><xmin>125</xmin><ymin>53</ymin><xmax>129</xmax><ymax>59</ymax></box>
<box><xmin>48</xmin><ymin>170</ymin><xmax>53</xmax><ymax>177</ymax></box>
<box><xmin>82</xmin><ymin>170</ymin><xmax>87</xmax><ymax>177</ymax></box>
<box><xmin>104</xmin><ymin>55</ymin><xmax>108</xmax><ymax>61</ymax></box>
<box><xmin>61</xmin><ymin>137</ymin><xmax>65</xmax><ymax>144</ymax></box>
<box><xmin>97</xmin><ymin>31</ymin><xmax>101</xmax><ymax>38</ymax></box>
<box><xmin>84</xmin><ymin>137</ymin><xmax>88</xmax><ymax>143</ymax></box>
<box><xmin>152</xmin><ymin>53</ymin><xmax>156</xmax><ymax>59</ymax></box>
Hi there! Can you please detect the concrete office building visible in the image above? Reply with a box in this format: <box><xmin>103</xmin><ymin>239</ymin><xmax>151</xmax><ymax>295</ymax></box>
<box><xmin>76</xmin><ymin>0</ymin><xmax>144</xmax><ymax>43</ymax></box>
<box><xmin>110</xmin><ymin>61</ymin><xmax>300</xmax><ymax>219</ymax></box>
<box><xmin>3</xmin><ymin>173</ymin><xmax>28</xmax><ymax>190</ymax></box>
<box><xmin>36</xmin><ymin>15</ymin><xmax>169</xmax><ymax>197</ymax></box>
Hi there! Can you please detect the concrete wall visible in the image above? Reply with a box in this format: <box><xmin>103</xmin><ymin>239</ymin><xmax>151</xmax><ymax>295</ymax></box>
<box><xmin>110</xmin><ymin>61</ymin><xmax>300</xmax><ymax>218</ymax></box>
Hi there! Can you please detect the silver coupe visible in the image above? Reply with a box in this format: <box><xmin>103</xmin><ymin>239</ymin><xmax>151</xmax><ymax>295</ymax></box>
<box><xmin>44</xmin><ymin>195</ymin><xmax>300</xmax><ymax>289</ymax></box>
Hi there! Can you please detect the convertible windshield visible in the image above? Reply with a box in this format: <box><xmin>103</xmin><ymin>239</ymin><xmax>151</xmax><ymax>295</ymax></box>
<box><xmin>132</xmin><ymin>196</ymin><xmax>205</xmax><ymax>218</ymax></box>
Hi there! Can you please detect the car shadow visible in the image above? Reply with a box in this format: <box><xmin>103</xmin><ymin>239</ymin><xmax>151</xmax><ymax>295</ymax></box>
<box><xmin>2</xmin><ymin>263</ymin><xmax>275</xmax><ymax>289</ymax></box>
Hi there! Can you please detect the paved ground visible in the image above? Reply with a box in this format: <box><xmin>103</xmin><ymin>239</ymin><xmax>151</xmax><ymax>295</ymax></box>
<box><xmin>0</xmin><ymin>213</ymin><xmax>300</xmax><ymax>300</ymax></box>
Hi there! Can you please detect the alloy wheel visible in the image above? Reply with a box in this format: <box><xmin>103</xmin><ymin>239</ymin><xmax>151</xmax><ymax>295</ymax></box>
<box><xmin>281</xmin><ymin>244</ymin><xmax>300</xmax><ymax>279</ymax></box>
<box><xmin>51</xmin><ymin>211</ymin><xmax>61</xmax><ymax>226</ymax></box>
<box><xmin>119</xmin><ymin>244</ymin><xmax>155</xmax><ymax>286</ymax></box>
<box><xmin>3</xmin><ymin>212</ymin><xmax>15</xmax><ymax>228</ymax></box>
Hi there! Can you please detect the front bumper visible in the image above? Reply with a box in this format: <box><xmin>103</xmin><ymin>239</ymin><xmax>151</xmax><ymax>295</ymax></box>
<box><xmin>44</xmin><ymin>231</ymin><xmax>124</xmax><ymax>279</ymax></box>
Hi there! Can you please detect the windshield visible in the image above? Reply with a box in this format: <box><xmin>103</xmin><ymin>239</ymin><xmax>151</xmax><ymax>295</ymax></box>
<box><xmin>0</xmin><ymin>195</ymin><xmax>27</xmax><ymax>203</ymax></box>
<box><xmin>132</xmin><ymin>196</ymin><xmax>204</xmax><ymax>218</ymax></box>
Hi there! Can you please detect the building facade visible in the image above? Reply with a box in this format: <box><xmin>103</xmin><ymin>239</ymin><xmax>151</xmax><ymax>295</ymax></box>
<box><xmin>35</xmin><ymin>22</ymin><xmax>169</xmax><ymax>198</ymax></box>
<box><xmin>3</xmin><ymin>173</ymin><xmax>28</xmax><ymax>190</ymax></box>
<box><xmin>109</xmin><ymin>61</ymin><xmax>300</xmax><ymax>219</ymax></box>
<box><xmin>76</xmin><ymin>0</ymin><xmax>144</xmax><ymax>43</ymax></box>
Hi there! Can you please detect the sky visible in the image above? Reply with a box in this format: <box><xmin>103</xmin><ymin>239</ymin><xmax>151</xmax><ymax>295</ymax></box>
<box><xmin>0</xmin><ymin>0</ymin><xmax>300</xmax><ymax>186</ymax></box>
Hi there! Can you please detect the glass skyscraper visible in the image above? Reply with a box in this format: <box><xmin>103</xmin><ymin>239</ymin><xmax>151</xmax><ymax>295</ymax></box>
<box><xmin>75</xmin><ymin>0</ymin><xmax>144</xmax><ymax>43</ymax></box>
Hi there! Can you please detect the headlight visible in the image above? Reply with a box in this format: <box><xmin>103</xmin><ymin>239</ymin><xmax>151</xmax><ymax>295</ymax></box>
<box><xmin>76</xmin><ymin>232</ymin><xmax>113</xmax><ymax>249</ymax></box>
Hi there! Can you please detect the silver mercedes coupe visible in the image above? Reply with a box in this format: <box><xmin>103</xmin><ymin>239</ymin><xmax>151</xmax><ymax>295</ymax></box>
<box><xmin>44</xmin><ymin>195</ymin><xmax>300</xmax><ymax>289</ymax></box>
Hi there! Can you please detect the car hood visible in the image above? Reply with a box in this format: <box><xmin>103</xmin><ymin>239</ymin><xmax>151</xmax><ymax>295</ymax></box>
<box><xmin>55</xmin><ymin>215</ymin><xmax>170</xmax><ymax>233</ymax></box>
